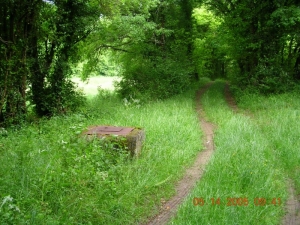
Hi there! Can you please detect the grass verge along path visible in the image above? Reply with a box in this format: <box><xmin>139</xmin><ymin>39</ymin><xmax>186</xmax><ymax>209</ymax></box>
<box><xmin>236</xmin><ymin>86</ymin><xmax>300</xmax><ymax>225</ymax></box>
<box><xmin>225</xmin><ymin>83</ymin><xmax>300</xmax><ymax>225</ymax></box>
<box><xmin>170</xmin><ymin>81</ymin><xmax>287</xmax><ymax>225</ymax></box>
<box><xmin>0</xmin><ymin>89</ymin><xmax>202</xmax><ymax>225</ymax></box>
<box><xmin>145</xmin><ymin>83</ymin><xmax>215</xmax><ymax>225</ymax></box>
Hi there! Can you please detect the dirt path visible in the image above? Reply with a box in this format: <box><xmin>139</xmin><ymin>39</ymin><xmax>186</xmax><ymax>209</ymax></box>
<box><xmin>144</xmin><ymin>83</ymin><xmax>215</xmax><ymax>225</ymax></box>
<box><xmin>144</xmin><ymin>82</ymin><xmax>299</xmax><ymax>225</ymax></box>
<box><xmin>224</xmin><ymin>83</ymin><xmax>300</xmax><ymax>225</ymax></box>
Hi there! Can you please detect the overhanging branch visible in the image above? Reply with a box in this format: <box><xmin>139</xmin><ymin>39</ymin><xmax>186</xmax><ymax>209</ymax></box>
<box><xmin>0</xmin><ymin>37</ymin><xmax>12</xmax><ymax>45</ymax></box>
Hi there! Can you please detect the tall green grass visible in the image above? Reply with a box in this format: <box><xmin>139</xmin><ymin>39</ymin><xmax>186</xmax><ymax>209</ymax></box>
<box><xmin>170</xmin><ymin>81</ymin><xmax>288</xmax><ymax>225</ymax></box>
<box><xmin>0</xmin><ymin>88</ymin><xmax>202</xmax><ymax>224</ymax></box>
<box><xmin>237</xmin><ymin>91</ymin><xmax>300</xmax><ymax>194</ymax></box>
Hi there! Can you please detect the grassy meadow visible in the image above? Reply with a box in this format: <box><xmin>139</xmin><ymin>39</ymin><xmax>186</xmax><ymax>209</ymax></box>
<box><xmin>71</xmin><ymin>76</ymin><xmax>121</xmax><ymax>97</ymax></box>
<box><xmin>0</xmin><ymin>76</ymin><xmax>202</xmax><ymax>224</ymax></box>
<box><xmin>0</xmin><ymin>77</ymin><xmax>299</xmax><ymax>224</ymax></box>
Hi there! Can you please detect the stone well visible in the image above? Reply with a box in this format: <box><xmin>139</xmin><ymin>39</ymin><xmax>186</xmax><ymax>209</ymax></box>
<box><xmin>81</xmin><ymin>125</ymin><xmax>145</xmax><ymax>156</ymax></box>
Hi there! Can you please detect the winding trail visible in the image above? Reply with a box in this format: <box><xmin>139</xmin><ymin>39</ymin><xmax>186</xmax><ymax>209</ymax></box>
<box><xmin>145</xmin><ymin>82</ymin><xmax>300</xmax><ymax>225</ymax></box>
<box><xmin>224</xmin><ymin>83</ymin><xmax>300</xmax><ymax>225</ymax></box>
<box><xmin>145</xmin><ymin>83</ymin><xmax>215</xmax><ymax>225</ymax></box>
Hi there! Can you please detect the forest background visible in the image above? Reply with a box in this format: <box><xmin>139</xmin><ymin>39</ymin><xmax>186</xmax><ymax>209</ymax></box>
<box><xmin>0</xmin><ymin>0</ymin><xmax>300</xmax><ymax>125</ymax></box>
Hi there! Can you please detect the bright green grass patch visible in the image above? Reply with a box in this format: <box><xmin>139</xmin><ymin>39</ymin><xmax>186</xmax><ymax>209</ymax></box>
<box><xmin>170</xmin><ymin>81</ymin><xmax>287</xmax><ymax>225</ymax></box>
<box><xmin>237</xmin><ymin>90</ymin><xmax>300</xmax><ymax>194</ymax></box>
<box><xmin>0</xmin><ymin>88</ymin><xmax>202</xmax><ymax>224</ymax></box>
<box><xmin>71</xmin><ymin>76</ymin><xmax>121</xmax><ymax>97</ymax></box>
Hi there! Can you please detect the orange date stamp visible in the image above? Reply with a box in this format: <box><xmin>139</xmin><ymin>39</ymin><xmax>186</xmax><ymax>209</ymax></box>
<box><xmin>193</xmin><ymin>197</ymin><xmax>281</xmax><ymax>206</ymax></box>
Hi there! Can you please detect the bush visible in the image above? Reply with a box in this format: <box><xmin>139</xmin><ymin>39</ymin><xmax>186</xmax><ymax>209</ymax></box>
<box><xmin>42</xmin><ymin>79</ymin><xmax>87</xmax><ymax>116</ymax></box>
<box><xmin>231</xmin><ymin>59</ymin><xmax>296</xmax><ymax>95</ymax></box>
<box><xmin>115</xmin><ymin>56</ymin><xmax>191</xmax><ymax>101</ymax></box>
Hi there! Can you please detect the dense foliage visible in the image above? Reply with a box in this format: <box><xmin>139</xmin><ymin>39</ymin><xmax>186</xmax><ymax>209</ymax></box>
<box><xmin>117</xmin><ymin>0</ymin><xmax>195</xmax><ymax>100</ymax></box>
<box><xmin>80</xmin><ymin>0</ymin><xmax>196</xmax><ymax>101</ymax></box>
<box><xmin>1</xmin><ymin>0</ymin><xmax>300</xmax><ymax>125</ymax></box>
<box><xmin>199</xmin><ymin>0</ymin><xmax>300</xmax><ymax>93</ymax></box>
<box><xmin>192</xmin><ymin>8</ymin><xmax>227</xmax><ymax>80</ymax></box>
<box><xmin>0</xmin><ymin>0</ymin><xmax>102</xmax><ymax>125</ymax></box>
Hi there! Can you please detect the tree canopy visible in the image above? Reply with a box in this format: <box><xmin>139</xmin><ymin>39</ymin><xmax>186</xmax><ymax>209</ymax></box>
<box><xmin>200</xmin><ymin>0</ymin><xmax>300</xmax><ymax>93</ymax></box>
<box><xmin>1</xmin><ymin>0</ymin><xmax>300</xmax><ymax>126</ymax></box>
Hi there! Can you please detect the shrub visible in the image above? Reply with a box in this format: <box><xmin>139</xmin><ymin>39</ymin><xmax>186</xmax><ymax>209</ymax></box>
<box><xmin>115</xmin><ymin>56</ymin><xmax>191</xmax><ymax>101</ymax></box>
<box><xmin>232</xmin><ymin>59</ymin><xmax>296</xmax><ymax>95</ymax></box>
